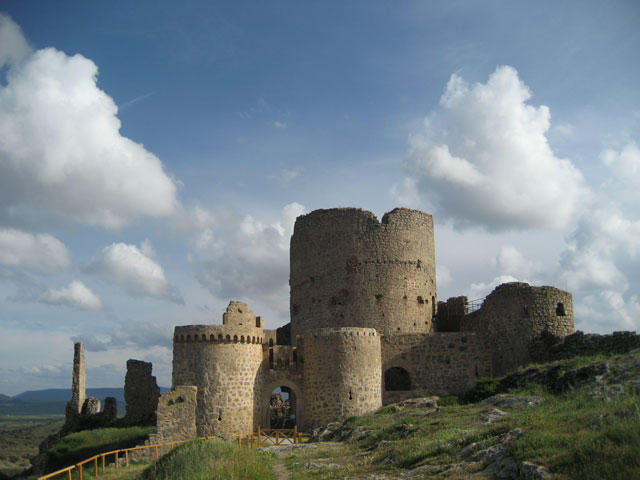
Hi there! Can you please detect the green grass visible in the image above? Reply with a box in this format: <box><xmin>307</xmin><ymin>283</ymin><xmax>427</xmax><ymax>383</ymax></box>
<box><xmin>47</xmin><ymin>426</ymin><xmax>155</xmax><ymax>471</ymax></box>
<box><xmin>136</xmin><ymin>438</ymin><xmax>276</xmax><ymax>480</ymax></box>
<box><xmin>285</xmin><ymin>350</ymin><xmax>640</xmax><ymax>479</ymax></box>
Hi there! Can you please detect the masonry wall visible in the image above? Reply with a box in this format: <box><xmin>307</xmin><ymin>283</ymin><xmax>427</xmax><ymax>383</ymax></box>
<box><xmin>172</xmin><ymin>330</ymin><xmax>264</xmax><ymax>436</ymax></box>
<box><xmin>529</xmin><ymin>330</ymin><xmax>640</xmax><ymax>363</ymax></box>
<box><xmin>299</xmin><ymin>328</ymin><xmax>382</xmax><ymax>431</ymax></box>
<box><xmin>150</xmin><ymin>386</ymin><xmax>198</xmax><ymax>445</ymax></box>
<box><xmin>123</xmin><ymin>359</ymin><xmax>160</xmax><ymax>426</ymax></box>
<box><xmin>290</xmin><ymin>208</ymin><xmax>437</xmax><ymax>344</ymax></box>
<box><xmin>381</xmin><ymin>332</ymin><xmax>490</xmax><ymax>404</ymax></box>
<box><xmin>461</xmin><ymin>283</ymin><xmax>574</xmax><ymax>376</ymax></box>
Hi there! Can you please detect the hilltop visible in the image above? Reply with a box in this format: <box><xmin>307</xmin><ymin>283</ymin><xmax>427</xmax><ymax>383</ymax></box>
<box><xmin>272</xmin><ymin>349</ymin><xmax>640</xmax><ymax>479</ymax></box>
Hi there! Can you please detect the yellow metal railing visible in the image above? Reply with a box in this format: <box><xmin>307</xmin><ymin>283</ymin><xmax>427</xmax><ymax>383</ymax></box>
<box><xmin>37</xmin><ymin>436</ymin><xmax>215</xmax><ymax>480</ymax></box>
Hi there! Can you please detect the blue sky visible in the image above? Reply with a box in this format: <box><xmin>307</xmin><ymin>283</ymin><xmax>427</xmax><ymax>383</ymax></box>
<box><xmin>1</xmin><ymin>1</ymin><xmax>639</xmax><ymax>395</ymax></box>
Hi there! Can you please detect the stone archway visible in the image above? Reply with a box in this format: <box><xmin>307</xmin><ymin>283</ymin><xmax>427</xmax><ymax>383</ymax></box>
<box><xmin>270</xmin><ymin>386</ymin><xmax>296</xmax><ymax>428</ymax></box>
<box><xmin>261</xmin><ymin>379</ymin><xmax>303</xmax><ymax>429</ymax></box>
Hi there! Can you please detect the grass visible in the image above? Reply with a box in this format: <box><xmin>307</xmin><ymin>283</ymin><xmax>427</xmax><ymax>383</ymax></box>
<box><xmin>0</xmin><ymin>419</ymin><xmax>64</xmax><ymax>478</ymax></box>
<box><xmin>47</xmin><ymin>426</ymin><xmax>156</xmax><ymax>472</ymax></box>
<box><xmin>284</xmin><ymin>351</ymin><xmax>640</xmax><ymax>479</ymax></box>
<box><xmin>136</xmin><ymin>438</ymin><xmax>276</xmax><ymax>480</ymax></box>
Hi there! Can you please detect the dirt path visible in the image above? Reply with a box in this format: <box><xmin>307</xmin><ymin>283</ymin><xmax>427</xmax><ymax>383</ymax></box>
<box><xmin>272</xmin><ymin>456</ymin><xmax>290</xmax><ymax>480</ymax></box>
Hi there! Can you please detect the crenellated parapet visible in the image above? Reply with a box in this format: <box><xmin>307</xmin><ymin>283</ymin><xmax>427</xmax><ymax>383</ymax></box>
<box><xmin>174</xmin><ymin>325</ymin><xmax>265</xmax><ymax>345</ymax></box>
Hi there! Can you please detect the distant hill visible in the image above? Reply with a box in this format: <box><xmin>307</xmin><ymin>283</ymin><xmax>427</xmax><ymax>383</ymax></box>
<box><xmin>2</xmin><ymin>387</ymin><xmax>168</xmax><ymax>417</ymax></box>
<box><xmin>14</xmin><ymin>388</ymin><xmax>126</xmax><ymax>403</ymax></box>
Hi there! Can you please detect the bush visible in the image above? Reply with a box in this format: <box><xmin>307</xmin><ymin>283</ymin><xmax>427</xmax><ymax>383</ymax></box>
<box><xmin>460</xmin><ymin>377</ymin><xmax>502</xmax><ymax>403</ymax></box>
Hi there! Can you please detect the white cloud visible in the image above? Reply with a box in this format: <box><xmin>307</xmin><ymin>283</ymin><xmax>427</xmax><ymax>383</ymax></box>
<box><xmin>494</xmin><ymin>245</ymin><xmax>540</xmax><ymax>278</ymax></box>
<box><xmin>88</xmin><ymin>242</ymin><xmax>182</xmax><ymax>303</ymax></box>
<box><xmin>41</xmin><ymin>280</ymin><xmax>103</xmax><ymax>311</ymax></box>
<box><xmin>404</xmin><ymin>65</ymin><xmax>588</xmax><ymax>231</ymax></box>
<box><xmin>600</xmin><ymin>141</ymin><xmax>640</xmax><ymax>211</ymax></box>
<box><xmin>467</xmin><ymin>275</ymin><xmax>520</xmax><ymax>301</ymax></box>
<box><xmin>0</xmin><ymin>228</ymin><xmax>71</xmax><ymax>274</ymax></box>
<box><xmin>192</xmin><ymin>202</ymin><xmax>305</xmax><ymax>323</ymax></box>
<box><xmin>273</xmin><ymin>121</ymin><xmax>288</xmax><ymax>129</ymax></box>
<box><xmin>0</xmin><ymin>13</ymin><xmax>31</xmax><ymax>67</ymax></box>
<box><xmin>0</xmin><ymin>14</ymin><xmax>178</xmax><ymax>229</ymax></box>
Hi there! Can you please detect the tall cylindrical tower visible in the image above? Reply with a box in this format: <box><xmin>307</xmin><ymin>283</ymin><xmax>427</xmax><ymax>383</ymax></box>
<box><xmin>299</xmin><ymin>327</ymin><xmax>382</xmax><ymax>431</ymax></box>
<box><xmin>290</xmin><ymin>208</ymin><xmax>436</xmax><ymax>343</ymax></box>
<box><xmin>172</xmin><ymin>302</ymin><xmax>265</xmax><ymax>436</ymax></box>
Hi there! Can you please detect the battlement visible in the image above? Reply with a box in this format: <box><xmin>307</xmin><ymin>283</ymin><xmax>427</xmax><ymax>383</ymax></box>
<box><xmin>174</xmin><ymin>325</ymin><xmax>265</xmax><ymax>345</ymax></box>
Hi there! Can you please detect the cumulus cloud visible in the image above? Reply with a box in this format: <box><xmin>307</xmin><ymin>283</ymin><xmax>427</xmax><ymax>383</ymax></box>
<box><xmin>558</xmin><ymin>142</ymin><xmax>640</xmax><ymax>332</ymax></box>
<box><xmin>72</xmin><ymin>320</ymin><xmax>172</xmax><ymax>351</ymax></box>
<box><xmin>0</xmin><ymin>13</ymin><xmax>31</xmax><ymax>66</ymax></box>
<box><xmin>87</xmin><ymin>241</ymin><xmax>182</xmax><ymax>303</ymax></box>
<box><xmin>403</xmin><ymin>66</ymin><xmax>588</xmax><ymax>231</ymax></box>
<box><xmin>0</xmin><ymin>14</ymin><xmax>178</xmax><ymax>229</ymax></box>
<box><xmin>41</xmin><ymin>281</ymin><xmax>103</xmax><ymax>310</ymax></box>
<box><xmin>191</xmin><ymin>202</ymin><xmax>305</xmax><ymax>321</ymax></box>
<box><xmin>0</xmin><ymin>228</ymin><xmax>71</xmax><ymax>274</ymax></box>
<box><xmin>494</xmin><ymin>245</ymin><xmax>541</xmax><ymax>279</ymax></box>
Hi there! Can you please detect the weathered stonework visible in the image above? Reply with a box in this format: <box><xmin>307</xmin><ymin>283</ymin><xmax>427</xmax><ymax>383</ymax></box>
<box><xmin>123</xmin><ymin>359</ymin><xmax>160</xmax><ymax>426</ymax></box>
<box><xmin>459</xmin><ymin>282</ymin><xmax>575</xmax><ymax>376</ymax></box>
<box><xmin>155</xmin><ymin>207</ymin><xmax>588</xmax><ymax>440</ymax></box>
<box><xmin>290</xmin><ymin>208</ymin><xmax>437</xmax><ymax>343</ymax></box>
<box><xmin>299</xmin><ymin>328</ymin><xmax>382</xmax><ymax>431</ymax></box>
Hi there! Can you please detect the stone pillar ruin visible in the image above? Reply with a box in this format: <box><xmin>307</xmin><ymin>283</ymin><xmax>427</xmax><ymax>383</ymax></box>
<box><xmin>123</xmin><ymin>359</ymin><xmax>160</xmax><ymax>425</ymax></box>
<box><xmin>65</xmin><ymin>342</ymin><xmax>87</xmax><ymax>423</ymax></box>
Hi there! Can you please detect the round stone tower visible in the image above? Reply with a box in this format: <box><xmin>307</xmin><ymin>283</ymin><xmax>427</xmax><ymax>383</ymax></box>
<box><xmin>172</xmin><ymin>301</ymin><xmax>265</xmax><ymax>436</ymax></box>
<box><xmin>462</xmin><ymin>282</ymin><xmax>574</xmax><ymax>376</ymax></box>
<box><xmin>290</xmin><ymin>208</ymin><xmax>437</xmax><ymax>344</ymax></box>
<box><xmin>299</xmin><ymin>327</ymin><xmax>382</xmax><ymax>431</ymax></box>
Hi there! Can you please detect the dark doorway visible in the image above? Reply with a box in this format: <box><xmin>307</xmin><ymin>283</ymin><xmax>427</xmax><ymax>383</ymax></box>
<box><xmin>270</xmin><ymin>386</ymin><xmax>296</xmax><ymax>428</ymax></box>
<box><xmin>384</xmin><ymin>367</ymin><xmax>411</xmax><ymax>391</ymax></box>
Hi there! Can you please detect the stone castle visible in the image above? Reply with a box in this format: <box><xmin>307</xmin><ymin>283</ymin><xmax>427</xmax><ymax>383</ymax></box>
<box><xmin>150</xmin><ymin>207</ymin><xmax>577</xmax><ymax>441</ymax></box>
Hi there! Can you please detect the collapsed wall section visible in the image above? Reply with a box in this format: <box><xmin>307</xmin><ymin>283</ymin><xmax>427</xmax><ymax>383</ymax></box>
<box><xmin>299</xmin><ymin>328</ymin><xmax>381</xmax><ymax>431</ymax></box>
<box><xmin>290</xmin><ymin>208</ymin><xmax>437</xmax><ymax>343</ymax></box>
<box><xmin>461</xmin><ymin>282</ymin><xmax>574</xmax><ymax>376</ymax></box>
<box><xmin>381</xmin><ymin>332</ymin><xmax>490</xmax><ymax>404</ymax></box>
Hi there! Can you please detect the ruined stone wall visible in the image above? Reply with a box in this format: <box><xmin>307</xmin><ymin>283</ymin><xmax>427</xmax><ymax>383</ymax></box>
<box><xmin>66</xmin><ymin>342</ymin><xmax>86</xmax><ymax>422</ymax></box>
<box><xmin>461</xmin><ymin>283</ymin><xmax>574</xmax><ymax>376</ymax></box>
<box><xmin>299</xmin><ymin>328</ymin><xmax>382</xmax><ymax>431</ymax></box>
<box><xmin>381</xmin><ymin>332</ymin><xmax>490</xmax><ymax>404</ymax></box>
<box><xmin>123</xmin><ymin>359</ymin><xmax>160</xmax><ymax>426</ymax></box>
<box><xmin>529</xmin><ymin>330</ymin><xmax>640</xmax><ymax>363</ymax></box>
<box><xmin>290</xmin><ymin>208</ymin><xmax>437</xmax><ymax>344</ymax></box>
<box><xmin>149</xmin><ymin>386</ymin><xmax>198</xmax><ymax>445</ymax></box>
<box><xmin>172</xmin><ymin>325</ymin><xmax>265</xmax><ymax>436</ymax></box>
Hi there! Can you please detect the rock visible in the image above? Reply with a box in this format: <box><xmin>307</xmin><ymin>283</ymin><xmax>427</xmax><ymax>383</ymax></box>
<box><xmin>479</xmin><ymin>394</ymin><xmax>544</xmax><ymax>409</ymax></box>
<box><xmin>481</xmin><ymin>408</ymin><xmax>508</xmax><ymax>424</ymax></box>
<box><xmin>519</xmin><ymin>461</ymin><xmax>553</xmax><ymax>479</ymax></box>
<box><xmin>309</xmin><ymin>422</ymin><xmax>340</xmax><ymax>442</ymax></box>
<box><xmin>397</xmin><ymin>396</ymin><xmax>439</xmax><ymax>409</ymax></box>
<box><xmin>470</xmin><ymin>428</ymin><xmax>523</xmax><ymax>479</ymax></box>
<box><xmin>303</xmin><ymin>462</ymin><xmax>340</xmax><ymax>469</ymax></box>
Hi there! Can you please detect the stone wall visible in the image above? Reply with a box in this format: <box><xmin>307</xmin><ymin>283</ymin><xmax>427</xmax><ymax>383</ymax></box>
<box><xmin>122</xmin><ymin>359</ymin><xmax>160</xmax><ymax>426</ymax></box>
<box><xmin>461</xmin><ymin>283</ymin><xmax>574</xmax><ymax>376</ymax></box>
<box><xmin>299</xmin><ymin>328</ymin><xmax>382</xmax><ymax>431</ymax></box>
<box><xmin>381</xmin><ymin>332</ymin><xmax>490</xmax><ymax>404</ymax></box>
<box><xmin>149</xmin><ymin>386</ymin><xmax>198</xmax><ymax>445</ymax></box>
<box><xmin>290</xmin><ymin>208</ymin><xmax>437</xmax><ymax>344</ymax></box>
<box><xmin>529</xmin><ymin>330</ymin><xmax>640</xmax><ymax>363</ymax></box>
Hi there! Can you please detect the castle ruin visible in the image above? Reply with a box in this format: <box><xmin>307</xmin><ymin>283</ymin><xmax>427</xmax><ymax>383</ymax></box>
<box><xmin>152</xmin><ymin>207</ymin><xmax>577</xmax><ymax>440</ymax></box>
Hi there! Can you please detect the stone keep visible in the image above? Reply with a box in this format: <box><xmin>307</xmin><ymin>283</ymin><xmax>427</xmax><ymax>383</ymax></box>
<box><xmin>290</xmin><ymin>208</ymin><xmax>437</xmax><ymax>343</ymax></box>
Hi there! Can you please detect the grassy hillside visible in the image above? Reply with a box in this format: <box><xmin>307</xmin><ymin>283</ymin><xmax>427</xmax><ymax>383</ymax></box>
<box><xmin>281</xmin><ymin>350</ymin><xmax>640</xmax><ymax>479</ymax></box>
